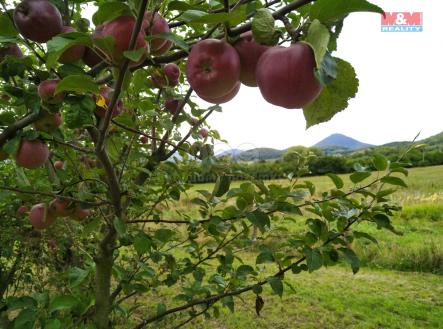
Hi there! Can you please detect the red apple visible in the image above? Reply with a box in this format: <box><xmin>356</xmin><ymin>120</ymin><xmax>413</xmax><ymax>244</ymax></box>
<box><xmin>38</xmin><ymin>80</ymin><xmax>64</xmax><ymax>104</ymax></box>
<box><xmin>164</xmin><ymin>63</ymin><xmax>180</xmax><ymax>85</ymax></box>
<box><xmin>152</xmin><ymin>63</ymin><xmax>180</xmax><ymax>88</ymax></box>
<box><xmin>234</xmin><ymin>31</ymin><xmax>270</xmax><ymax>87</ymax></box>
<box><xmin>153</xmin><ymin>40</ymin><xmax>172</xmax><ymax>56</ymax></box>
<box><xmin>49</xmin><ymin>198</ymin><xmax>71</xmax><ymax>217</ymax></box>
<box><xmin>256</xmin><ymin>43</ymin><xmax>322</xmax><ymax>109</ymax></box>
<box><xmin>34</xmin><ymin>110</ymin><xmax>62</xmax><ymax>132</ymax></box>
<box><xmin>199</xmin><ymin>128</ymin><xmax>209</xmax><ymax>138</ymax></box>
<box><xmin>94</xmin><ymin>16</ymin><xmax>148</xmax><ymax>66</ymax></box>
<box><xmin>143</xmin><ymin>11</ymin><xmax>171</xmax><ymax>55</ymax></box>
<box><xmin>72</xmin><ymin>207</ymin><xmax>91</xmax><ymax>221</ymax></box>
<box><xmin>47</xmin><ymin>239</ymin><xmax>57</xmax><ymax>249</ymax></box>
<box><xmin>140</xmin><ymin>135</ymin><xmax>149</xmax><ymax>144</ymax></box>
<box><xmin>83</xmin><ymin>47</ymin><xmax>102</xmax><ymax>67</ymax></box>
<box><xmin>18</xmin><ymin>205</ymin><xmax>28</xmax><ymax>215</ymax></box>
<box><xmin>53</xmin><ymin>160</ymin><xmax>64</xmax><ymax>169</ymax></box>
<box><xmin>15</xmin><ymin>139</ymin><xmax>49</xmax><ymax>169</ymax></box>
<box><xmin>164</xmin><ymin>98</ymin><xmax>180</xmax><ymax>115</ymax></box>
<box><xmin>13</xmin><ymin>0</ymin><xmax>63</xmax><ymax>43</ymax></box>
<box><xmin>199</xmin><ymin>81</ymin><xmax>240</xmax><ymax>104</ymax></box>
<box><xmin>186</xmin><ymin>39</ymin><xmax>240</xmax><ymax>100</ymax></box>
<box><xmin>29</xmin><ymin>203</ymin><xmax>56</xmax><ymax>230</ymax></box>
<box><xmin>0</xmin><ymin>44</ymin><xmax>23</xmax><ymax>61</ymax></box>
<box><xmin>94</xmin><ymin>86</ymin><xmax>123</xmax><ymax>118</ymax></box>
<box><xmin>58</xmin><ymin>26</ymin><xmax>85</xmax><ymax>64</ymax></box>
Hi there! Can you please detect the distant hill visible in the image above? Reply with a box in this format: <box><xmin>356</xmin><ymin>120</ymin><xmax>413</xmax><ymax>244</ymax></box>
<box><xmin>314</xmin><ymin>133</ymin><xmax>374</xmax><ymax>151</ymax></box>
<box><xmin>214</xmin><ymin>132</ymin><xmax>443</xmax><ymax>163</ymax></box>
<box><xmin>215</xmin><ymin>149</ymin><xmax>243</xmax><ymax>157</ymax></box>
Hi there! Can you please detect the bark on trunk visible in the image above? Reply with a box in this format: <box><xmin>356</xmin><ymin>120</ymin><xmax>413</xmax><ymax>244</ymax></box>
<box><xmin>94</xmin><ymin>229</ymin><xmax>116</xmax><ymax>329</ymax></box>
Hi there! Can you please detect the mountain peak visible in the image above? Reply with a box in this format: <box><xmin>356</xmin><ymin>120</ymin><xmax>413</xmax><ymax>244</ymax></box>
<box><xmin>314</xmin><ymin>134</ymin><xmax>374</xmax><ymax>150</ymax></box>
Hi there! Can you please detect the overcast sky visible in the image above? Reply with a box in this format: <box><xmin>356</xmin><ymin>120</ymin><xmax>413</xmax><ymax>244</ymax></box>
<box><xmin>203</xmin><ymin>0</ymin><xmax>442</xmax><ymax>151</ymax></box>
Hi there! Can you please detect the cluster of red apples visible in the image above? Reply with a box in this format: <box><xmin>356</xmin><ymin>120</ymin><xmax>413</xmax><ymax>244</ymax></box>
<box><xmin>21</xmin><ymin>198</ymin><xmax>91</xmax><ymax>230</ymax></box>
<box><xmin>186</xmin><ymin>33</ymin><xmax>322</xmax><ymax>108</ymax></box>
<box><xmin>12</xmin><ymin>0</ymin><xmax>174</xmax><ymax>65</ymax></box>
<box><xmin>2</xmin><ymin>1</ymin><xmax>323</xmax><ymax>227</ymax></box>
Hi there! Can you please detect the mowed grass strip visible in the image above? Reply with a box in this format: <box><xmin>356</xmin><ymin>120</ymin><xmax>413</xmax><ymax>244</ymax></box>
<box><xmin>127</xmin><ymin>268</ymin><xmax>443</xmax><ymax>329</ymax></box>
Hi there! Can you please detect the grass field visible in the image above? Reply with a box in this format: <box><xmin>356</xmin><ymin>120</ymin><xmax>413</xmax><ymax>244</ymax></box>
<box><xmin>147</xmin><ymin>165</ymin><xmax>443</xmax><ymax>328</ymax></box>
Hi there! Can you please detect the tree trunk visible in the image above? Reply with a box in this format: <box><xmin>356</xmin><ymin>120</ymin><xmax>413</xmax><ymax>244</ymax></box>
<box><xmin>94</xmin><ymin>228</ymin><xmax>116</xmax><ymax>329</ymax></box>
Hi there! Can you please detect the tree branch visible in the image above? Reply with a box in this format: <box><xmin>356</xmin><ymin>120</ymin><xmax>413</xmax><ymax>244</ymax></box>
<box><xmin>134</xmin><ymin>212</ymin><xmax>361</xmax><ymax>329</ymax></box>
<box><xmin>0</xmin><ymin>186</ymin><xmax>109</xmax><ymax>206</ymax></box>
<box><xmin>0</xmin><ymin>112</ymin><xmax>40</xmax><ymax>147</ymax></box>
<box><xmin>157</xmin><ymin>88</ymin><xmax>193</xmax><ymax>153</ymax></box>
<box><xmin>95</xmin><ymin>0</ymin><xmax>149</xmax><ymax>151</ymax></box>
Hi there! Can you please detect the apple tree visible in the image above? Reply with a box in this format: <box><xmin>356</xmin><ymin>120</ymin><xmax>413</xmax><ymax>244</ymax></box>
<box><xmin>0</xmin><ymin>0</ymin><xmax>410</xmax><ymax>328</ymax></box>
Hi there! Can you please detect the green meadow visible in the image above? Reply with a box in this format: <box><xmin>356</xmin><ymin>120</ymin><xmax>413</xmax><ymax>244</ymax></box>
<box><xmin>138</xmin><ymin>165</ymin><xmax>443</xmax><ymax>328</ymax></box>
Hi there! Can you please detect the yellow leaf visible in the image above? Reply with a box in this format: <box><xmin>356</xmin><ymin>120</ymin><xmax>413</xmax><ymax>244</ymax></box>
<box><xmin>96</xmin><ymin>94</ymin><xmax>107</xmax><ymax>108</ymax></box>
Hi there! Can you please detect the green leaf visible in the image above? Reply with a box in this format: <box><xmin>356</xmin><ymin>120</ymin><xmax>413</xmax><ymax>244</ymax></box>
<box><xmin>113</xmin><ymin>217</ymin><xmax>127</xmax><ymax>237</ymax></box>
<box><xmin>304</xmin><ymin>247</ymin><xmax>323</xmax><ymax>272</ymax></box>
<box><xmin>236</xmin><ymin>265</ymin><xmax>255</xmax><ymax>278</ymax></box>
<box><xmin>0</xmin><ymin>13</ymin><xmax>17</xmax><ymax>37</ymax></box>
<box><xmin>180</xmin><ymin>10</ymin><xmax>207</xmax><ymax>22</ymax></box>
<box><xmin>154</xmin><ymin>228</ymin><xmax>175</xmax><ymax>243</ymax></box>
<box><xmin>155</xmin><ymin>303</ymin><xmax>166</xmax><ymax>316</ymax></box>
<box><xmin>49</xmin><ymin>295</ymin><xmax>78</xmax><ymax>313</ymax></box>
<box><xmin>315</xmin><ymin>51</ymin><xmax>337</xmax><ymax>86</ymax></box>
<box><xmin>309</xmin><ymin>0</ymin><xmax>384</xmax><ymax>24</ymax></box>
<box><xmin>374</xmin><ymin>213</ymin><xmax>394</xmax><ymax>230</ymax></box>
<box><xmin>13</xmin><ymin>308</ymin><xmax>37</xmax><ymax>329</ymax></box>
<box><xmin>339</xmin><ymin>247</ymin><xmax>360</xmax><ymax>274</ymax></box>
<box><xmin>3</xmin><ymin>135</ymin><xmax>20</xmax><ymax>155</ymax></box>
<box><xmin>44</xmin><ymin>319</ymin><xmax>61</xmax><ymax>329</ymax></box>
<box><xmin>267</xmin><ymin>277</ymin><xmax>283</xmax><ymax>297</ymax></box>
<box><xmin>123</xmin><ymin>48</ymin><xmax>146</xmax><ymax>62</ymax></box>
<box><xmin>302</xmin><ymin>19</ymin><xmax>330</xmax><ymax>68</ymax></box>
<box><xmin>154</xmin><ymin>32</ymin><xmax>189</xmax><ymax>52</ymax></box>
<box><xmin>66</xmin><ymin>267</ymin><xmax>89</xmax><ymax>288</ymax></box>
<box><xmin>303</xmin><ymin>58</ymin><xmax>359</xmax><ymax>128</ymax></box>
<box><xmin>64</xmin><ymin>96</ymin><xmax>95</xmax><ymax>129</ymax></box>
<box><xmin>326</xmin><ymin>173</ymin><xmax>344</xmax><ymax>189</ymax></box>
<box><xmin>46</xmin><ymin>32</ymin><xmax>92</xmax><ymax>68</ymax></box>
<box><xmin>381</xmin><ymin>176</ymin><xmax>408</xmax><ymax>188</ymax></box>
<box><xmin>373</xmin><ymin>153</ymin><xmax>388</xmax><ymax>171</ymax></box>
<box><xmin>56</xmin><ymin>75</ymin><xmax>99</xmax><ymax>94</ymax></box>
<box><xmin>252</xmin><ymin>9</ymin><xmax>279</xmax><ymax>45</ymax></box>
<box><xmin>93</xmin><ymin>36</ymin><xmax>115</xmax><ymax>55</ymax></box>
<box><xmin>256</xmin><ymin>249</ymin><xmax>274</xmax><ymax>264</ymax></box>
<box><xmin>350</xmin><ymin>171</ymin><xmax>371</xmax><ymax>184</ymax></box>
<box><xmin>353</xmin><ymin>231</ymin><xmax>378</xmax><ymax>245</ymax></box>
<box><xmin>222</xmin><ymin>295</ymin><xmax>235</xmax><ymax>313</ymax></box>
<box><xmin>246</xmin><ymin>210</ymin><xmax>270</xmax><ymax>233</ymax></box>
<box><xmin>134</xmin><ymin>233</ymin><xmax>152</xmax><ymax>255</ymax></box>
<box><xmin>168</xmin><ymin>1</ymin><xmax>192</xmax><ymax>11</ymax></box>
<box><xmin>213</xmin><ymin>175</ymin><xmax>231</xmax><ymax>197</ymax></box>
<box><xmin>92</xmin><ymin>2</ymin><xmax>132</xmax><ymax>25</ymax></box>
